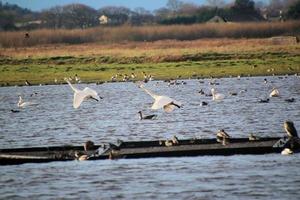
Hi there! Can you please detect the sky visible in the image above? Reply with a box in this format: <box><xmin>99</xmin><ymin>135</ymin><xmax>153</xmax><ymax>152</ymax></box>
<box><xmin>2</xmin><ymin>0</ymin><xmax>269</xmax><ymax>11</ymax></box>
<box><xmin>2</xmin><ymin>0</ymin><xmax>223</xmax><ymax>11</ymax></box>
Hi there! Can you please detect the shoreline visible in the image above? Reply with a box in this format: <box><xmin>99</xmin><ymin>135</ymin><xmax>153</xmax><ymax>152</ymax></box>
<box><xmin>1</xmin><ymin>73</ymin><xmax>298</xmax><ymax>87</ymax></box>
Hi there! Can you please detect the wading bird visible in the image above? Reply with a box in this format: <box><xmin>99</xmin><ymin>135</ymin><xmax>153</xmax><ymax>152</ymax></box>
<box><xmin>65</xmin><ymin>78</ymin><xmax>101</xmax><ymax>109</ymax></box>
<box><xmin>138</xmin><ymin>84</ymin><xmax>181</xmax><ymax>113</ymax></box>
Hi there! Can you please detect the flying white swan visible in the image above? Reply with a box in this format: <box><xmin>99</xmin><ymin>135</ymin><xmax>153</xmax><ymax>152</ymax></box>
<box><xmin>17</xmin><ymin>96</ymin><xmax>38</xmax><ymax>108</ymax></box>
<box><xmin>138</xmin><ymin>84</ymin><xmax>181</xmax><ymax>113</ymax></box>
<box><xmin>211</xmin><ymin>88</ymin><xmax>225</xmax><ymax>101</ymax></box>
<box><xmin>65</xmin><ymin>78</ymin><xmax>101</xmax><ymax>109</ymax></box>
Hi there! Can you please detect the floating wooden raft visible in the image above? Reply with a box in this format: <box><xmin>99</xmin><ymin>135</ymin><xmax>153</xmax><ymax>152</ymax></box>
<box><xmin>0</xmin><ymin>137</ymin><xmax>296</xmax><ymax>165</ymax></box>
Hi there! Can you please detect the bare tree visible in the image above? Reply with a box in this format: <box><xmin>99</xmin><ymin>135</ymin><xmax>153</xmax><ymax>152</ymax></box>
<box><xmin>166</xmin><ymin>0</ymin><xmax>184</xmax><ymax>12</ymax></box>
<box><xmin>206</xmin><ymin>0</ymin><xmax>226</xmax><ymax>7</ymax></box>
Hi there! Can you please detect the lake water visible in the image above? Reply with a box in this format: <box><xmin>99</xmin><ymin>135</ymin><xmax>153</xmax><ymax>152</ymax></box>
<box><xmin>0</xmin><ymin>76</ymin><xmax>300</xmax><ymax>199</ymax></box>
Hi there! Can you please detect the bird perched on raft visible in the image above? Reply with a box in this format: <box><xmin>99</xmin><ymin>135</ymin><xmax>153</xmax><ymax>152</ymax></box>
<box><xmin>64</xmin><ymin>78</ymin><xmax>101</xmax><ymax>109</ymax></box>
<box><xmin>284</xmin><ymin>121</ymin><xmax>298</xmax><ymax>138</ymax></box>
<box><xmin>74</xmin><ymin>151</ymin><xmax>89</xmax><ymax>161</ymax></box>
<box><xmin>159</xmin><ymin>136</ymin><xmax>179</xmax><ymax>147</ymax></box>
<box><xmin>216</xmin><ymin>129</ymin><xmax>230</xmax><ymax>145</ymax></box>
<box><xmin>138</xmin><ymin>111</ymin><xmax>157</xmax><ymax>120</ymax></box>
<box><xmin>84</xmin><ymin>140</ymin><xmax>95</xmax><ymax>151</ymax></box>
<box><xmin>74</xmin><ymin>141</ymin><xmax>96</xmax><ymax>161</ymax></box>
<box><xmin>281</xmin><ymin>148</ymin><xmax>293</xmax><ymax>155</ymax></box>
<box><xmin>249</xmin><ymin>133</ymin><xmax>259</xmax><ymax>141</ymax></box>
<box><xmin>138</xmin><ymin>84</ymin><xmax>182</xmax><ymax>113</ymax></box>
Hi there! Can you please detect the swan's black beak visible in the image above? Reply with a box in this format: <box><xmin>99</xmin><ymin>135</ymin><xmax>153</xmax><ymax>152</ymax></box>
<box><xmin>91</xmin><ymin>97</ymin><xmax>99</xmax><ymax>102</ymax></box>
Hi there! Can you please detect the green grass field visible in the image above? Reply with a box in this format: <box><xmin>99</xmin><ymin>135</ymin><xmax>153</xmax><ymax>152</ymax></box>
<box><xmin>0</xmin><ymin>39</ymin><xmax>299</xmax><ymax>86</ymax></box>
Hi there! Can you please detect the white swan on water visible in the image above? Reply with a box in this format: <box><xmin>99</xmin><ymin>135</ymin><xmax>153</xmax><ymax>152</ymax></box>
<box><xmin>211</xmin><ymin>88</ymin><xmax>225</xmax><ymax>101</ymax></box>
<box><xmin>17</xmin><ymin>96</ymin><xmax>38</xmax><ymax>108</ymax></box>
<box><xmin>269</xmin><ymin>88</ymin><xmax>279</xmax><ymax>97</ymax></box>
<box><xmin>138</xmin><ymin>84</ymin><xmax>181</xmax><ymax>113</ymax></box>
<box><xmin>65</xmin><ymin>78</ymin><xmax>101</xmax><ymax>109</ymax></box>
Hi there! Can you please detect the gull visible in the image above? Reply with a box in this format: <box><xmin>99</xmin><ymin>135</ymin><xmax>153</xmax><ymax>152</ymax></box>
<box><xmin>138</xmin><ymin>84</ymin><xmax>181</xmax><ymax>113</ymax></box>
<box><xmin>65</xmin><ymin>78</ymin><xmax>101</xmax><ymax>109</ymax></box>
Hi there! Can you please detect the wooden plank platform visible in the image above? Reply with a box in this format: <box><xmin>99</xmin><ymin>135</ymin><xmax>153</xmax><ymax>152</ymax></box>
<box><xmin>0</xmin><ymin>137</ymin><xmax>295</xmax><ymax>165</ymax></box>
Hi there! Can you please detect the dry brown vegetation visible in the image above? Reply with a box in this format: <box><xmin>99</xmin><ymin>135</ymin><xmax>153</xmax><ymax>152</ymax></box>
<box><xmin>1</xmin><ymin>38</ymin><xmax>299</xmax><ymax>59</ymax></box>
<box><xmin>0</xmin><ymin>21</ymin><xmax>299</xmax><ymax>48</ymax></box>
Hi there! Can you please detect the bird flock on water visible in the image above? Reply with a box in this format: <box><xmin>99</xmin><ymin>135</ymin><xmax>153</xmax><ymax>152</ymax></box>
<box><xmin>4</xmin><ymin>73</ymin><xmax>300</xmax><ymax>157</ymax></box>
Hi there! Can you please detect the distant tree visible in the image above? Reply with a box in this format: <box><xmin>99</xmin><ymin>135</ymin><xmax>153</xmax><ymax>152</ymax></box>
<box><xmin>62</xmin><ymin>4</ymin><xmax>98</xmax><ymax>29</ymax></box>
<box><xmin>154</xmin><ymin>8</ymin><xmax>172</xmax><ymax>20</ymax></box>
<box><xmin>206</xmin><ymin>0</ymin><xmax>226</xmax><ymax>8</ymax></box>
<box><xmin>130</xmin><ymin>7</ymin><xmax>155</xmax><ymax>25</ymax></box>
<box><xmin>178</xmin><ymin>3</ymin><xmax>199</xmax><ymax>15</ymax></box>
<box><xmin>195</xmin><ymin>6</ymin><xmax>220</xmax><ymax>22</ymax></box>
<box><xmin>0</xmin><ymin>11</ymin><xmax>16</xmax><ymax>30</ymax></box>
<box><xmin>41</xmin><ymin>6</ymin><xmax>64</xmax><ymax>28</ymax></box>
<box><xmin>232</xmin><ymin>0</ymin><xmax>255</xmax><ymax>12</ymax></box>
<box><xmin>286</xmin><ymin>0</ymin><xmax>300</xmax><ymax>19</ymax></box>
<box><xmin>0</xmin><ymin>1</ymin><xmax>37</xmax><ymax>30</ymax></box>
<box><xmin>166</xmin><ymin>0</ymin><xmax>184</xmax><ymax>12</ymax></box>
<box><xmin>98</xmin><ymin>6</ymin><xmax>132</xmax><ymax>25</ymax></box>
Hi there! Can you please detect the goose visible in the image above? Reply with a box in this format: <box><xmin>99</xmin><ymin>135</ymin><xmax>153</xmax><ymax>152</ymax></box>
<box><xmin>284</xmin><ymin>121</ymin><xmax>298</xmax><ymax>138</ymax></box>
<box><xmin>269</xmin><ymin>88</ymin><xmax>279</xmax><ymax>97</ymax></box>
<box><xmin>17</xmin><ymin>96</ymin><xmax>38</xmax><ymax>108</ymax></box>
<box><xmin>138</xmin><ymin>111</ymin><xmax>157</xmax><ymax>120</ymax></box>
<box><xmin>284</xmin><ymin>98</ymin><xmax>295</xmax><ymax>103</ymax></box>
<box><xmin>65</xmin><ymin>78</ymin><xmax>101</xmax><ymax>109</ymax></box>
<box><xmin>216</xmin><ymin>129</ymin><xmax>230</xmax><ymax>145</ymax></box>
<box><xmin>200</xmin><ymin>101</ymin><xmax>208</xmax><ymax>106</ymax></box>
<box><xmin>211</xmin><ymin>88</ymin><xmax>225</xmax><ymax>101</ymax></box>
<box><xmin>138</xmin><ymin>84</ymin><xmax>182</xmax><ymax>113</ymax></box>
<box><xmin>84</xmin><ymin>140</ymin><xmax>95</xmax><ymax>152</ymax></box>
<box><xmin>198</xmin><ymin>89</ymin><xmax>205</xmax><ymax>95</ymax></box>
<box><xmin>258</xmin><ymin>98</ymin><xmax>269</xmax><ymax>103</ymax></box>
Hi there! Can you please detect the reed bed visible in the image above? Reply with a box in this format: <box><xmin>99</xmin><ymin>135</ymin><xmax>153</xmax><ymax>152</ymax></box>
<box><xmin>0</xmin><ymin>21</ymin><xmax>299</xmax><ymax>48</ymax></box>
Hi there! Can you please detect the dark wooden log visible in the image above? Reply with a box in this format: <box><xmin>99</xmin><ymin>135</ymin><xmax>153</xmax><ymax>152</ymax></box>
<box><xmin>0</xmin><ymin>137</ymin><xmax>295</xmax><ymax>165</ymax></box>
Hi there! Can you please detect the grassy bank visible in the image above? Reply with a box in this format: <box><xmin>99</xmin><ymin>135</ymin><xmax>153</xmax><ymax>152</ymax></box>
<box><xmin>0</xmin><ymin>38</ymin><xmax>299</xmax><ymax>86</ymax></box>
